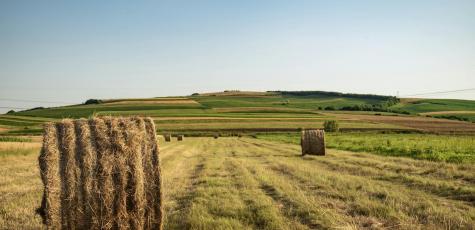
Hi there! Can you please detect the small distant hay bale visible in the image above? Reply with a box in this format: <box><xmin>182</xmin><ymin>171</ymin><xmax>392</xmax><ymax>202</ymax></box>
<box><xmin>164</xmin><ymin>134</ymin><xmax>171</xmax><ymax>142</ymax></box>
<box><xmin>301</xmin><ymin>129</ymin><xmax>325</xmax><ymax>156</ymax></box>
<box><xmin>37</xmin><ymin>117</ymin><xmax>163</xmax><ymax>229</ymax></box>
<box><xmin>213</xmin><ymin>133</ymin><xmax>219</xmax><ymax>139</ymax></box>
<box><xmin>177</xmin><ymin>135</ymin><xmax>184</xmax><ymax>141</ymax></box>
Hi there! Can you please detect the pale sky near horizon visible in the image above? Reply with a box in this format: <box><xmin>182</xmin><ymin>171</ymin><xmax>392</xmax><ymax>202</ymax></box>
<box><xmin>1</xmin><ymin>0</ymin><xmax>474</xmax><ymax>112</ymax></box>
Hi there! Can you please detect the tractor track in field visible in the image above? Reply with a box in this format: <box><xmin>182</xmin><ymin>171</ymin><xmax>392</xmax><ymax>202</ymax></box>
<box><xmin>224</xmin><ymin>156</ymin><xmax>311</xmax><ymax>229</ymax></box>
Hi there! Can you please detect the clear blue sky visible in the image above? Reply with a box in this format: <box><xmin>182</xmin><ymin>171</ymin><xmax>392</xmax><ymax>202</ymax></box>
<box><xmin>1</xmin><ymin>0</ymin><xmax>474</xmax><ymax>112</ymax></box>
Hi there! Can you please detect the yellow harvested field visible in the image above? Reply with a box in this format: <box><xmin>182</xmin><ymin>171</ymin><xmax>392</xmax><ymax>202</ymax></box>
<box><xmin>0</xmin><ymin>142</ymin><xmax>41</xmax><ymax>151</ymax></box>
<box><xmin>105</xmin><ymin>99</ymin><xmax>200</xmax><ymax>105</ymax></box>
<box><xmin>198</xmin><ymin>91</ymin><xmax>278</xmax><ymax>96</ymax></box>
<box><xmin>420</xmin><ymin>111</ymin><xmax>475</xmax><ymax>115</ymax></box>
<box><xmin>213</xmin><ymin>107</ymin><xmax>311</xmax><ymax>112</ymax></box>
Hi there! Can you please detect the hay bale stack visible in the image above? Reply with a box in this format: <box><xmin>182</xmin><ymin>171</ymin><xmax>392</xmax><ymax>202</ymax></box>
<box><xmin>177</xmin><ymin>135</ymin><xmax>184</xmax><ymax>141</ymax></box>
<box><xmin>301</xmin><ymin>129</ymin><xmax>325</xmax><ymax>156</ymax></box>
<box><xmin>38</xmin><ymin>117</ymin><xmax>163</xmax><ymax>230</ymax></box>
<box><xmin>164</xmin><ymin>134</ymin><xmax>171</xmax><ymax>142</ymax></box>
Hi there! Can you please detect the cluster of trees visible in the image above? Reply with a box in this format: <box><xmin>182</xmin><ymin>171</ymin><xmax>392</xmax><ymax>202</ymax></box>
<box><xmin>319</xmin><ymin>105</ymin><xmax>410</xmax><ymax>114</ymax></box>
<box><xmin>84</xmin><ymin>99</ymin><xmax>103</xmax><ymax>105</ymax></box>
<box><xmin>431</xmin><ymin>115</ymin><xmax>471</xmax><ymax>122</ymax></box>
<box><xmin>339</xmin><ymin>98</ymin><xmax>400</xmax><ymax>111</ymax></box>
<box><xmin>270</xmin><ymin>90</ymin><xmax>406</xmax><ymax>114</ymax></box>
<box><xmin>323</xmin><ymin>120</ymin><xmax>339</xmax><ymax>132</ymax></box>
<box><xmin>312</xmin><ymin>96</ymin><xmax>406</xmax><ymax>114</ymax></box>
<box><xmin>270</xmin><ymin>90</ymin><xmax>396</xmax><ymax>101</ymax></box>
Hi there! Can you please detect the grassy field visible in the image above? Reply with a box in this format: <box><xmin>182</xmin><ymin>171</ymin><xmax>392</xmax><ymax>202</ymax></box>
<box><xmin>392</xmin><ymin>98</ymin><xmax>475</xmax><ymax>114</ymax></box>
<box><xmin>257</xmin><ymin>133</ymin><xmax>475</xmax><ymax>163</ymax></box>
<box><xmin>433</xmin><ymin>113</ymin><xmax>475</xmax><ymax>122</ymax></box>
<box><xmin>1</xmin><ymin>137</ymin><xmax>475</xmax><ymax>229</ymax></box>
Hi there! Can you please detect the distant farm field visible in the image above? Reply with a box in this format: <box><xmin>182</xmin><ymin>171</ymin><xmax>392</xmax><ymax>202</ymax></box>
<box><xmin>1</xmin><ymin>137</ymin><xmax>475</xmax><ymax>229</ymax></box>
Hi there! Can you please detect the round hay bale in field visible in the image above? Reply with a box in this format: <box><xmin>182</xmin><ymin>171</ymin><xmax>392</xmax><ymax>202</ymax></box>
<box><xmin>164</xmin><ymin>134</ymin><xmax>171</xmax><ymax>142</ymax></box>
<box><xmin>38</xmin><ymin>117</ymin><xmax>163</xmax><ymax>230</ymax></box>
<box><xmin>177</xmin><ymin>134</ymin><xmax>184</xmax><ymax>141</ymax></box>
<box><xmin>213</xmin><ymin>133</ymin><xmax>219</xmax><ymax>139</ymax></box>
<box><xmin>301</xmin><ymin>129</ymin><xmax>325</xmax><ymax>156</ymax></box>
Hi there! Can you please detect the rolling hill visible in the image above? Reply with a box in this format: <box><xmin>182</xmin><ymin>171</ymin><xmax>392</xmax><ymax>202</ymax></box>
<box><xmin>1</xmin><ymin>91</ymin><xmax>474</xmax><ymax>135</ymax></box>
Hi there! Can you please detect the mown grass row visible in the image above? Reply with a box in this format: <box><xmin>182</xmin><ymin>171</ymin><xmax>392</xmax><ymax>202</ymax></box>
<box><xmin>0</xmin><ymin>136</ymin><xmax>31</xmax><ymax>142</ymax></box>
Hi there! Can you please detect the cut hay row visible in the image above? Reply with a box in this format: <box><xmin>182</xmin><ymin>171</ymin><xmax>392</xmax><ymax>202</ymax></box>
<box><xmin>38</xmin><ymin>117</ymin><xmax>162</xmax><ymax>229</ymax></box>
<box><xmin>301</xmin><ymin>129</ymin><xmax>325</xmax><ymax>156</ymax></box>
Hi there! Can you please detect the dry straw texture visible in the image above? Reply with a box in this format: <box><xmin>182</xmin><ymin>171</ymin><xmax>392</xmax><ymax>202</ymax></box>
<box><xmin>177</xmin><ymin>135</ymin><xmax>184</xmax><ymax>141</ymax></box>
<box><xmin>164</xmin><ymin>134</ymin><xmax>171</xmax><ymax>142</ymax></box>
<box><xmin>301</xmin><ymin>129</ymin><xmax>325</xmax><ymax>156</ymax></box>
<box><xmin>38</xmin><ymin>117</ymin><xmax>162</xmax><ymax>230</ymax></box>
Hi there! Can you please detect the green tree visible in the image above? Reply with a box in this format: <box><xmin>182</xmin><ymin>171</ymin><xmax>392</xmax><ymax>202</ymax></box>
<box><xmin>323</xmin><ymin>120</ymin><xmax>339</xmax><ymax>132</ymax></box>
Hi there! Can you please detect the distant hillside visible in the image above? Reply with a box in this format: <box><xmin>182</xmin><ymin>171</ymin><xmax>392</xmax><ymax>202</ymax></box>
<box><xmin>392</xmin><ymin>98</ymin><xmax>475</xmax><ymax>113</ymax></box>
<box><xmin>270</xmin><ymin>90</ymin><xmax>395</xmax><ymax>101</ymax></box>
<box><xmin>10</xmin><ymin>91</ymin><xmax>475</xmax><ymax>119</ymax></box>
<box><xmin>9</xmin><ymin>90</ymin><xmax>397</xmax><ymax>118</ymax></box>
<box><xmin>389</xmin><ymin>98</ymin><xmax>475</xmax><ymax>122</ymax></box>
<box><xmin>2</xmin><ymin>90</ymin><xmax>474</xmax><ymax>135</ymax></box>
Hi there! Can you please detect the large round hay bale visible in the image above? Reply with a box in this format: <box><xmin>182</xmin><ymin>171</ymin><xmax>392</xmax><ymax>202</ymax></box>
<box><xmin>164</xmin><ymin>134</ymin><xmax>171</xmax><ymax>142</ymax></box>
<box><xmin>177</xmin><ymin>134</ymin><xmax>184</xmax><ymax>141</ymax></box>
<box><xmin>213</xmin><ymin>133</ymin><xmax>219</xmax><ymax>139</ymax></box>
<box><xmin>301</xmin><ymin>129</ymin><xmax>325</xmax><ymax>156</ymax></box>
<box><xmin>38</xmin><ymin>117</ymin><xmax>163</xmax><ymax>230</ymax></box>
